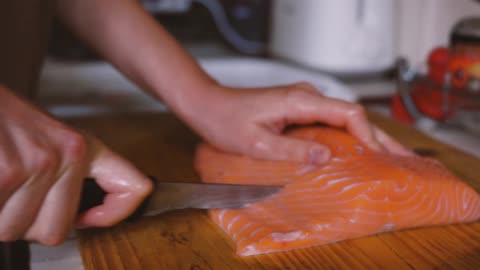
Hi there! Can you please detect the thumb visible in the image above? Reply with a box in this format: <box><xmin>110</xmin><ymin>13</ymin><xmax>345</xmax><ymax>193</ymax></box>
<box><xmin>77</xmin><ymin>146</ymin><xmax>153</xmax><ymax>228</ymax></box>
<box><xmin>244</xmin><ymin>130</ymin><xmax>331</xmax><ymax>165</ymax></box>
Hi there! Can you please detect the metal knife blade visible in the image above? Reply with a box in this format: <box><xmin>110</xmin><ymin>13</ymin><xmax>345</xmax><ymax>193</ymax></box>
<box><xmin>143</xmin><ymin>181</ymin><xmax>283</xmax><ymax>216</ymax></box>
<box><xmin>79</xmin><ymin>177</ymin><xmax>282</xmax><ymax>221</ymax></box>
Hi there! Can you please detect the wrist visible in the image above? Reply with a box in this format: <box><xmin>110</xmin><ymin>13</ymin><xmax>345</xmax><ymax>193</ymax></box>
<box><xmin>175</xmin><ymin>82</ymin><xmax>227</xmax><ymax>117</ymax></box>
<box><xmin>170</xmin><ymin>82</ymin><xmax>235</xmax><ymax>127</ymax></box>
<box><xmin>152</xmin><ymin>74</ymin><xmax>225</xmax><ymax>115</ymax></box>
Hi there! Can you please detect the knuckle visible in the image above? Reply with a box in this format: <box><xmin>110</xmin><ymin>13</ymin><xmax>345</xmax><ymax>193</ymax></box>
<box><xmin>42</xmin><ymin>235</ymin><xmax>65</xmax><ymax>246</ymax></box>
<box><xmin>348</xmin><ymin>104</ymin><xmax>367</xmax><ymax>118</ymax></box>
<box><xmin>285</xmin><ymin>88</ymin><xmax>311</xmax><ymax>103</ymax></box>
<box><xmin>32</xmin><ymin>148</ymin><xmax>58</xmax><ymax>172</ymax></box>
<box><xmin>63</xmin><ymin>131</ymin><xmax>88</xmax><ymax>161</ymax></box>
<box><xmin>34</xmin><ymin>229</ymin><xmax>66</xmax><ymax>246</ymax></box>
<box><xmin>284</xmin><ymin>88</ymin><xmax>319</xmax><ymax>110</ymax></box>
<box><xmin>0</xmin><ymin>165</ymin><xmax>23</xmax><ymax>190</ymax></box>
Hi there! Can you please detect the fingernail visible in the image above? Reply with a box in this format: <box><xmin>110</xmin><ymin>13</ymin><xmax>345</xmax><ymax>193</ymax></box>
<box><xmin>308</xmin><ymin>146</ymin><xmax>331</xmax><ymax>164</ymax></box>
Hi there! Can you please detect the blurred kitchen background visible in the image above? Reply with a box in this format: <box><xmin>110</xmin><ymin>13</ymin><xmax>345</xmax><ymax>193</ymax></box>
<box><xmin>31</xmin><ymin>0</ymin><xmax>480</xmax><ymax>269</ymax></box>
<box><xmin>42</xmin><ymin>0</ymin><xmax>480</xmax><ymax>172</ymax></box>
<box><xmin>40</xmin><ymin>0</ymin><xmax>480</xmax><ymax>157</ymax></box>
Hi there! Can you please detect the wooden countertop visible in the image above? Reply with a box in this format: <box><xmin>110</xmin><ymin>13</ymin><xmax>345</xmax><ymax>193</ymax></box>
<box><xmin>68</xmin><ymin>112</ymin><xmax>480</xmax><ymax>270</ymax></box>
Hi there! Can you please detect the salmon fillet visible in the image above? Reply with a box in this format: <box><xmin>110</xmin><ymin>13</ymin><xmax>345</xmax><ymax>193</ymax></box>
<box><xmin>194</xmin><ymin>127</ymin><xmax>480</xmax><ymax>256</ymax></box>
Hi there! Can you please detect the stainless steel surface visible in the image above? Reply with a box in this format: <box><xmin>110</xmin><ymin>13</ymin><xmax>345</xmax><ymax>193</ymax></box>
<box><xmin>144</xmin><ymin>182</ymin><xmax>282</xmax><ymax>216</ymax></box>
<box><xmin>30</xmin><ymin>239</ymin><xmax>84</xmax><ymax>270</ymax></box>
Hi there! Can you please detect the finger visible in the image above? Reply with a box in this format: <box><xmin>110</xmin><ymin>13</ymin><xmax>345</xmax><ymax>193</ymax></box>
<box><xmin>373</xmin><ymin>127</ymin><xmax>415</xmax><ymax>156</ymax></box>
<box><xmin>76</xmin><ymin>147</ymin><xmax>153</xmax><ymax>228</ymax></box>
<box><xmin>0</xmin><ymin>175</ymin><xmax>54</xmax><ymax>242</ymax></box>
<box><xmin>0</xmin><ymin>130</ymin><xmax>60</xmax><ymax>242</ymax></box>
<box><xmin>24</xmin><ymin>131</ymin><xmax>89</xmax><ymax>245</ymax></box>
<box><xmin>283</xmin><ymin>92</ymin><xmax>384</xmax><ymax>152</ymax></box>
<box><xmin>240</xmin><ymin>129</ymin><xmax>331</xmax><ymax>165</ymax></box>
<box><xmin>0</xmin><ymin>128</ymin><xmax>22</xmax><ymax>208</ymax></box>
<box><xmin>24</xmin><ymin>167</ymin><xmax>83</xmax><ymax>246</ymax></box>
<box><xmin>0</xmin><ymin>177</ymin><xmax>56</xmax><ymax>243</ymax></box>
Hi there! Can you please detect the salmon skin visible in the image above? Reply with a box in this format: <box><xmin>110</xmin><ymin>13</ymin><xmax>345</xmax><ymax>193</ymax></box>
<box><xmin>194</xmin><ymin>127</ymin><xmax>480</xmax><ymax>256</ymax></box>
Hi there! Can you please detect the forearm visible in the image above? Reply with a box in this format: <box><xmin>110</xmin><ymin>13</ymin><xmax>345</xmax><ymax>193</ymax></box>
<box><xmin>56</xmin><ymin>0</ymin><xmax>219</xmax><ymax>117</ymax></box>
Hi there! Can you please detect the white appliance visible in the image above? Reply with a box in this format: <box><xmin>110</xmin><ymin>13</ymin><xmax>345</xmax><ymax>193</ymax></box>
<box><xmin>396</xmin><ymin>0</ymin><xmax>480</xmax><ymax>67</ymax></box>
<box><xmin>269</xmin><ymin>0</ymin><xmax>395</xmax><ymax>75</ymax></box>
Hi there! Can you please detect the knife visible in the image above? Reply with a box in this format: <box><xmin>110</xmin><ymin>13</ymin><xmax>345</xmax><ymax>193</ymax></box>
<box><xmin>79</xmin><ymin>177</ymin><xmax>282</xmax><ymax>220</ymax></box>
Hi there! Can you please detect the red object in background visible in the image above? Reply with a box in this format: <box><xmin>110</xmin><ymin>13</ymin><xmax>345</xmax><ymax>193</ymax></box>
<box><xmin>426</xmin><ymin>47</ymin><xmax>477</xmax><ymax>88</ymax></box>
<box><xmin>428</xmin><ymin>47</ymin><xmax>450</xmax><ymax>66</ymax></box>
<box><xmin>391</xmin><ymin>85</ymin><xmax>453</xmax><ymax>124</ymax></box>
<box><xmin>412</xmin><ymin>84</ymin><xmax>454</xmax><ymax>120</ymax></box>
<box><xmin>392</xmin><ymin>46</ymin><xmax>478</xmax><ymax>123</ymax></box>
<box><xmin>429</xmin><ymin>48</ymin><xmax>480</xmax><ymax>112</ymax></box>
<box><xmin>448</xmin><ymin>55</ymin><xmax>476</xmax><ymax>88</ymax></box>
<box><xmin>427</xmin><ymin>47</ymin><xmax>450</xmax><ymax>85</ymax></box>
<box><xmin>391</xmin><ymin>95</ymin><xmax>414</xmax><ymax>124</ymax></box>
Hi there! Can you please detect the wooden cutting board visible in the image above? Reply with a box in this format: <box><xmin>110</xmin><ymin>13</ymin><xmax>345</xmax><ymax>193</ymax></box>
<box><xmin>67</xmin><ymin>112</ymin><xmax>480</xmax><ymax>270</ymax></box>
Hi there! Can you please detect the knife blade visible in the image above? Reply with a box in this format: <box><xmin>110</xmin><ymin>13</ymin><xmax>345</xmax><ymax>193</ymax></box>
<box><xmin>79</xmin><ymin>177</ymin><xmax>282</xmax><ymax>221</ymax></box>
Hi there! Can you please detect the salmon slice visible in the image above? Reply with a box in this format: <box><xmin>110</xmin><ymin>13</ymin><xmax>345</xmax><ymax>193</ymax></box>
<box><xmin>194</xmin><ymin>127</ymin><xmax>480</xmax><ymax>256</ymax></box>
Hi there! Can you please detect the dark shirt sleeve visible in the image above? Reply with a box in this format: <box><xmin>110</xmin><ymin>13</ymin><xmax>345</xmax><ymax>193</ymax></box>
<box><xmin>0</xmin><ymin>0</ymin><xmax>55</xmax><ymax>99</ymax></box>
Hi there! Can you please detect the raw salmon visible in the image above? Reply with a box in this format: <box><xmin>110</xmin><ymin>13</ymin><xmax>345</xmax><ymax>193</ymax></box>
<box><xmin>194</xmin><ymin>127</ymin><xmax>480</xmax><ymax>256</ymax></box>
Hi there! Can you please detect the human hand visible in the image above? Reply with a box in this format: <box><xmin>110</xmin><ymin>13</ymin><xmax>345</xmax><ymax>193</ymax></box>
<box><xmin>182</xmin><ymin>82</ymin><xmax>413</xmax><ymax>164</ymax></box>
<box><xmin>0</xmin><ymin>86</ymin><xmax>152</xmax><ymax>245</ymax></box>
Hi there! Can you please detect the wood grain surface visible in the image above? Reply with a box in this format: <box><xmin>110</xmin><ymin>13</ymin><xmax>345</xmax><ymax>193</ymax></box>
<box><xmin>68</xmin><ymin>112</ymin><xmax>480</xmax><ymax>270</ymax></box>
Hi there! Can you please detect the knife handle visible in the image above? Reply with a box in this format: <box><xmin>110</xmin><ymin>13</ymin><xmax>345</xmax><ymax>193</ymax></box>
<box><xmin>78</xmin><ymin>177</ymin><xmax>155</xmax><ymax>221</ymax></box>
